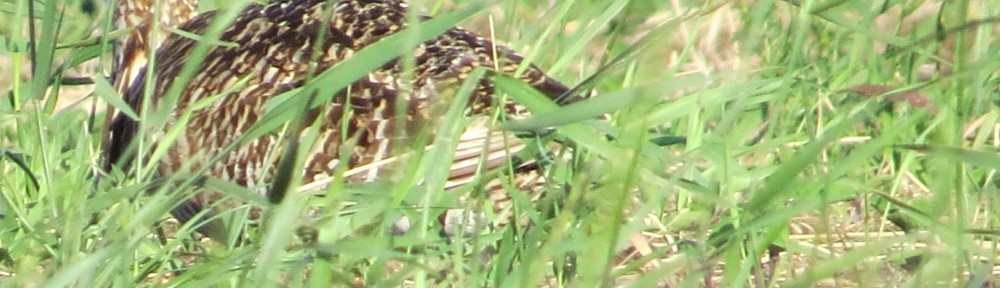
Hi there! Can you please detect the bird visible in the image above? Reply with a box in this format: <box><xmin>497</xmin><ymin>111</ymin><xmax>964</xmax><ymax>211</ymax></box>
<box><xmin>102</xmin><ymin>0</ymin><xmax>576</xmax><ymax>240</ymax></box>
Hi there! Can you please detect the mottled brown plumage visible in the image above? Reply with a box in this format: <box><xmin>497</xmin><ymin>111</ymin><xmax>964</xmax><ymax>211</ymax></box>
<box><xmin>105</xmin><ymin>0</ymin><xmax>572</xmax><ymax>235</ymax></box>
<box><xmin>111</xmin><ymin>0</ymin><xmax>199</xmax><ymax>95</ymax></box>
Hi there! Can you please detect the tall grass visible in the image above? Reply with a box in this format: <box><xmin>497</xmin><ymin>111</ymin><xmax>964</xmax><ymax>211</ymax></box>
<box><xmin>2</xmin><ymin>0</ymin><xmax>1000</xmax><ymax>286</ymax></box>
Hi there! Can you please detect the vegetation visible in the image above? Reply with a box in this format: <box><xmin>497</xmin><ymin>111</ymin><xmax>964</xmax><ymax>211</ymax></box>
<box><xmin>2</xmin><ymin>0</ymin><xmax>1000</xmax><ymax>286</ymax></box>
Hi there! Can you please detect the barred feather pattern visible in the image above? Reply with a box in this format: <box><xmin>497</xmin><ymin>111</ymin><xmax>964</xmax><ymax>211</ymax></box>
<box><xmin>106</xmin><ymin>0</ymin><xmax>570</xmax><ymax>229</ymax></box>
<box><xmin>111</xmin><ymin>0</ymin><xmax>199</xmax><ymax>95</ymax></box>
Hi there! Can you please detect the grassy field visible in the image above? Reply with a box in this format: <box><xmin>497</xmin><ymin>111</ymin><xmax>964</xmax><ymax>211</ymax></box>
<box><xmin>3</xmin><ymin>0</ymin><xmax>1000</xmax><ymax>286</ymax></box>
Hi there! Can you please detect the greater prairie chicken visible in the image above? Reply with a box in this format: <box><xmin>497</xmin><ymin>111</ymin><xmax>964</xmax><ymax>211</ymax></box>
<box><xmin>104</xmin><ymin>0</ymin><xmax>575</xmax><ymax>239</ymax></box>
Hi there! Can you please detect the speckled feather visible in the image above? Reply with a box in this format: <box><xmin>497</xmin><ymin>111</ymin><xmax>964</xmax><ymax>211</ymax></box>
<box><xmin>106</xmin><ymin>0</ymin><xmax>571</xmax><ymax>228</ymax></box>
<box><xmin>111</xmin><ymin>0</ymin><xmax>199</xmax><ymax>95</ymax></box>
